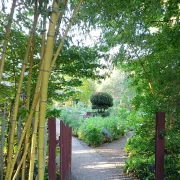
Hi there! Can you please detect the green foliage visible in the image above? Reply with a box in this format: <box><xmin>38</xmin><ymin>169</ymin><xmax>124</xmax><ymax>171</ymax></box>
<box><xmin>71</xmin><ymin>79</ymin><xmax>96</xmax><ymax>107</ymax></box>
<box><xmin>80</xmin><ymin>122</ymin><xmax>103</xmax><ymax>147</ymax></box>
<box><xmin>44</xmin><ymin>165</ymin><xmax>60</xmax><ymax>180</ymax></box>
<box><xmin>96</xmin><ymin>69</ymin><xmax>135</xmax><ymax>108</ymax></box>
<box><xmin>60</xmin><ymin>107</ymin><xmax>84</xmax><ymax>136</ymax></box>
<box><xmin>90</xmin><ymin>92</ymin><xmax>113</xmax><ymax>112</ymax></box>
<box><xmin>123</xmin><ymin>118</ymin><xmax>156</xmax><ymax>179</ymax></box>
<box><xmin>78</xmin><ymin>0</ymin><xmax>180</xmax><ymax>179</ymax></box>
<box><xmin>99</xmin><ymin>111</ymin><xmax>110</xmax><ymax>117</ymax></box>
<box><xmin>77</xmin><ymin>116</ymin><xmax>126</xmax><ymax>145</ymax></box>
<box><xmin>60</xmin><ymin>107</ymin><xmax>132</xmax><ymax>147</ymax></box>
<box><xmin>46</xmin><ymin>108</ymin><xmax>61</xmax><ymax>118</ymax></box>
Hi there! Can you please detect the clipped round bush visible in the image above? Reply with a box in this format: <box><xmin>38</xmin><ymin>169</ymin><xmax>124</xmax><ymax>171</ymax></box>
<box><xmin>90</xmin><ymin>92</ymin><xmax>113</xmax><ymax>112</ymax></box>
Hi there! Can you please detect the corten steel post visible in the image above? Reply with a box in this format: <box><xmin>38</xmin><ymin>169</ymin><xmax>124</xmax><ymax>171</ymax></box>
<box><xmin>155</xmin><ymin>112</ymin><xmax>165</xmax><ymax>180</ymax></box>
<box><xmin>48</xmin><ymin>117</ymin><xmax>56</xmax><ymax>180</ymax></box>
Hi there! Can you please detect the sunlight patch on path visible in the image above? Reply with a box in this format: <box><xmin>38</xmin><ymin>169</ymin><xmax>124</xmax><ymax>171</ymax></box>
<box><xmin>83</xmin><ymin>162</ymin><xmax>125</xmax><ymax>169</ymax></box>
<box><xmin>72</xmin><ymin>149</ymin><xmax>96</xmax><ymax>154</ymax></box>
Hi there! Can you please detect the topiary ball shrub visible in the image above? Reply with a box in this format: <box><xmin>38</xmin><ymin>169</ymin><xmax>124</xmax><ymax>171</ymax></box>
<box><xmin>90</xmin><ymin>92</ymin><xmax>113</xmax><ymax>113</ymax></box>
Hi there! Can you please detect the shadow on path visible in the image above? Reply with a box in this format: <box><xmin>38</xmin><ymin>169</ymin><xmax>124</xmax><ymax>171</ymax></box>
<box><xmin>71</xmin><ymin>132</ymin><xmax>134</xmax><ymax>180</ymax></box>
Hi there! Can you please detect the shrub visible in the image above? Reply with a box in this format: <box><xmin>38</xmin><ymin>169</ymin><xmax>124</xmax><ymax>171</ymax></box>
<box><xmin>81</xmin><ymin>123</ymin><xmax>103</xmax><ymax>146</ymax></box>
<box><xmin>59</xmin><ymin>106</ymin><xmax>131</xmax><ymax>147</ymax></box>
<box><xmin>77</xmin><ymin>115</ymin><xmax>126</xmax><ymax>145</ymax></box>
<box><xmin>99</xmin><ymin>111</ymin><xmax>110</xmax><ymax>117</ymax></box>
<box><xmin>46</xmin><ymin>108</ymin><xmax>61</xmax><ymax>118</ymax></box>
<box><xmin>90</xmin><ymin>92</ymin><xmax>113</xmax><ymax>112</ymax></box>
<box><xmin>60</xmin><ymin>108</ymin><xmax>84</xmax><ymax>136</ymax></box>
<box><xmin>103</xmin><ymin>116</ymin><xmax>125</xmax><ymax>140</ymax></box>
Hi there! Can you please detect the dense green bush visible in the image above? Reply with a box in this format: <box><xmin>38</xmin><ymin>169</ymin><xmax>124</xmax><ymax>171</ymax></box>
<box><xmin>123</xmin><ymin>113</ymin><xmax>180</xmax><ymax>179</ymax></box>
<box><xmin>46</xmin><ymin>108</ymin><xmax>62</xmax><ymax>118</ymax></box>
<box><xmin>77</xmin><ymin>115</ymin><xmax>127</xmax><ymax>145</ymax></box>
<box><xmin>59</xmin><ymin>106</ymin><xmax>136</xmax><ymax>147</ymax></box>
<box><xmin>99</xmin><ymin>111</ymin><xmax>110</xmax><ymax>117</ymax></box>
<box><xmin>80</xmin><ymin>123</ymin><xmax>103</xmax><ymax>146</ymax></box>
<box><xmin>90</xmin><ymin>92</ymin><xmax>113</xmax><ymax>112</ymax></box>
<box><xmin>123</xmin><ymin>121</ymin><xmax>156</xmax><ymax>179</ymax></box>
<box><xmin>60</xmin><ymin>107</ymin><xmax>84</xmax><ymax>136</ymax></box>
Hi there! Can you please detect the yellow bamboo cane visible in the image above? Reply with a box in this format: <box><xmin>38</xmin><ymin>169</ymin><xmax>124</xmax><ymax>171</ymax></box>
<box><xmin>22</xmin><ymin>13</ymin><xmax>37</xmax><ymax>180</ymax></box>
<box><xmin>7</xmin><ymin>44</ymin><xmax>44</xmax><ymax>180</ymax></box>
<box><xmin>37</xmin><ymin>1</ymin><xmax>83</xmax><ymax>179</ymax></box>
<box><xmin>11</xmin><ymin>143</ymin><xmax>29</xmax><ymax>180</ymax></box>
<box><xmin>5</xmin><ymin>3</ymin><xmax>39</xmax><ymax>178</ymax></box>
<box><xmin>5</xmin><ymin>23</ymin><xmax>38</xmax><ymax>180</ymax></box>
<box><xmin>28</xmin><ymin>100</ymin><xmax>39</xmax><ymax>180</ymax></box>
<box><xmin>7</xmin><ymin>92</ymin><xmax>40</xmax><ymax>180</ymax></box>
<box><xmin>28</xmin><ymin>7</ymin><xmax>47</xmax><ymax>178</ymax></box>
<box><xmin>0</xmin><ymin>0</ymin><xmax>17</xmax><ymax>83</ymax></box>
<box><xmin>38</xmin><ymin>1</ymin><xmax>59</xmax><ymax>179</ymax></box>
<box><xmin>21</xmin><ymin>34</ymin><xmax>34</xmax><ymax>180</ymax></box>
<box><xmin>8</xmin><ymin>39</ymin><xmax>46</xmax><ymax>178</ymax></box>
<box><xmin>7</xmin><ymin>1</ymin><xmax>83</xmax><ymax>179</ymax></box>
<box><xmin>51</xmin><ymin>0</ymin><xmax>83</xmax><ymax>70</ymax></box>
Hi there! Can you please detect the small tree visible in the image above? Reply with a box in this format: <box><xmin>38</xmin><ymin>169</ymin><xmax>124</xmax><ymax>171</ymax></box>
<box><xmin>90</xmin><ymin>92</ymin><xmax>113</xmax><ymax>112</ymax></box>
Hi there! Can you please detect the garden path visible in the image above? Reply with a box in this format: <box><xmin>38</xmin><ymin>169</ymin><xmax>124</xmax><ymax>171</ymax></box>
<box><xmin>70</xmin><ymin>131</ymin><xmax>134</xmax><ymax>180</ymax></box>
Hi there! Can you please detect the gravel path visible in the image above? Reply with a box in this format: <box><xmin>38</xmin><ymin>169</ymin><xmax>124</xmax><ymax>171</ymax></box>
<box><xmin>71</xmin><ymin>132</ymin><xmax>134</xmax><ymax>180</ymax></box>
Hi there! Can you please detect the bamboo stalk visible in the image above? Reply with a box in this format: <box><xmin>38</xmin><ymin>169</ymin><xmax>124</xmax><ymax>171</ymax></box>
<box><xmin>51</xmin><ymin>0</ymin><xmax>84</xmax><ymax>70</ymax></box>
<box><xmin>21</xmin><ymin>39</ymin><xmax>34</xmax><ymax>180</ymax></box>
<box><xmin>28</xmin><ymin>101</ymin><xmax>39</xmax><ymax>180</ymax></box>
<box><xmin>28</xmin><ymin>5</ymin><xmax>47</xmax><ymax>178</ymax></box>
<box><xmin>7</xmin><ymin>92</ymin><xmax>40</xmax><ymax>180</ymax></box>
<box><xmin>38</xmin><ymin>1</ymin><xmax>59</xmax><ymax>179</ymax></box>
<box><xmin>21</xmin><ymin>16</ymin><xmax>36</xmax><ymax>180</ymax></box>
<box><xmin>0</xmin><ymin>0</ymin><xmax>17</xmax><ymax>83</ymax></box>
<box><xmin>40</xmin><ymin>2</ymin><xmax>47</xmax><ymax>60</ymax></box>
<box><xmin>0</xmin><ymin>109</ymin><xmax>2</xmax><ymax>180</ymax></box>
<box><xmin>6</xmin><ymin>1</ymin><xmax>84</xmax><ymax>179</ymax></box>
<box><xmin>2</xmin><ymin>104</ymin><xmax>6</xmax><ymax>175</ymax></box>
<box><xmin>7</xmin><ymin>26</ymin><xmax>45</xmax><ymax>178</ymax></box>
<box><xmin>5</xmin><ymin>15</ymin><xmax>39</xmax><ymax>180</ymax></box>
<box><xmin>43</xmin><ymin>121</ymin><xmax>47</xmax><ymax>170</ymax></box>
<box><xmin>12</xmin><ymin>143</ymin><xmax>29</xmax><ymax>180</ymax></box>
<box><xmin>26</xmin><ymin>35</ymin><xmax>35</xmax><ymax>111</ymax></box>
<box><xmin>16</xmin><ymin>115</ymin><xmax>21</xmax><ymax>180</ymax></box>
<box><xmin>37</xmin><ymin>1</ymin><xmax>83</xmax><ymax>179</ymax></box>
<box><xmin>10</xmin><ymin>52</ymin><xmax>45</xmax><ymax>173</ymax></box>
<box><xmin>0</xmin><ymin>103</ymin><xmax>6</xmax><ymax>180</ymax></box>
<box><xmin>0</xmin><ymin>119</ymin><xmax>2</xmax><ymax>180</ymax></box>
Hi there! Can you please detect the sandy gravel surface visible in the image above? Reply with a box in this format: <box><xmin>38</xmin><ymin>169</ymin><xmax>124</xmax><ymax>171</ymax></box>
<box><xmin>70</xmin><ymin>132</ymin><xmax>134</xmax><ymax>180</ymax></box>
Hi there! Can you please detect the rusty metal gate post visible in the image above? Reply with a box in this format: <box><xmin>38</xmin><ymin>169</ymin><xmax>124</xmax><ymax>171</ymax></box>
<box><xmin>48</xmin><ymin>117</ymin><xmax>56</xmax><ymax>180</ymax></box>
<box><xmin>155</xmin><ymin>112</ymin><xmax>165</xmax><ymax>180</ymax></box>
